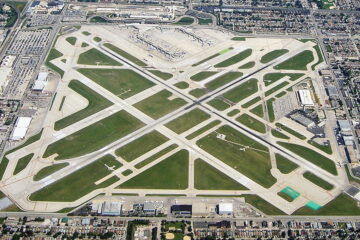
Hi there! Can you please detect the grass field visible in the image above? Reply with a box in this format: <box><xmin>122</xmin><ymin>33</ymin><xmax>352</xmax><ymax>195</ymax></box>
<box><xmin>134</xmin><ymin>144</ymin><xmax>178</xmax><ymax>169</ymax></box>
<box><xmin>275</xmin><ymin>123</ymin><xmax>306</xmax><ymax>140</ymax></box>
<box><xmin>185</xmin><ymin>120</ymin><xmax>221</xmax><ymax>140</ymax></box>
<box><xmin>0</xmin><ymin>158</ymin><xmax>8</xmax><ymax>181</ymax></box>
<box><xmin>77</xmin><ymin>48</ymin><xmax>122</xmax><ymax>66</ymax></box>
<box><xmin>277</xmin><ymin>142</ymin><xmax>337</xmax><ymax>175</ymax></box>
<box><xmin>274</xmin><ymin>50</ymin><xmax>314</xmax><ymax>70</ymax></box>
<box><xmin>227</xmin><ymin>109</ymin><xmax>240</xmax><ymax>117</ymax></box>
<box><xmin>260</xmin><ymin>49</ymin><xmax>289</xmax><ymax>63</ymax></box>
<box><xmin>90</xmin><ymin>16</ymin><xmax>108</xmax><ymax>23</ymax></box>
<box><xmin>13</xmin><ymin>154</ymin><xmax>34</xmax><ymax>175</ymax></box>
<box><xmin>311</xmin><ymin>45</ymin><xmax>324</xmax><ymax>70</ymax></box>
<box><xmin>119</xmin><ymin>150</ymin><xmax>189</xmax><ymax>189</ymax></box>
<box><xmin>149</xmin><ymin>70</ymin><xmax>173</xmax><ymax>80</ymax></box>
<box><xmin>303</xmin><ymin>171</ymin><xmax>334</xmax><ymax>190</ymax></box>
<box><xmin>307</xmin><ymin>140</ymin><xmax>332</xmax><ymax>154</ymax></box>
<box><xmin>93</xmin><ymin>37</ymin><xmax>102</xmax><ymax>42</ymax></box>
<box><xmin>265</xmin><ymin>82</ymin><xmax>289</xmax><ymax>97</ymax></box>
<box><xmin>236</xmin><ymin>114</ymin><xmax>266</xmax><ymax>134</ymax></box>
<box><xmin>345</xmin><ymin>165</ymin><xmax>360</xmax><ymax>185</ymax></box>
<box><xmin>197</xmin><ymin>125</ymin><xmax>276</xmax><ymax>188</ymax></box>
<box><xmin>264</xmin><ymin>73</ymin><xmax>304</xmax><ymax>86</ymax></box>
<box><xmin>223</xmin><ymin>78</ymin><xmax>258</xmax><ymax>103</ymax></box>
<box><xmin>30</xmin><ymin>155</ymin><xmax>120</xmax><ymax>202</ymax></box>
<box><xmin>267</xmin><ymin>98</ymin><xmax>275</xmax><ymax>122</ymax></box>
<box><xmin>293</xmin><ymin>194</ymin><xmax>360</xmax><ymax>216</ymax></box>
<box><xmin>250</xmin><ymin>104</ymin><xmax>264</xmax><ymax>118</ymax></box>
<box><xmin>134</xmin><ymin>90</ymin><xmax>187</xmax><ymax>119</ymax></box>
<box><xmin>242</xmin><ymin>194</ymin><xmax>286</xmax><ymax>215</ymax></box>
<box><xmin>103</xmin><ymin>43</ymin><xmax>147</xmax><ymax>67</ymax></box>
<box><xmin>277</xmin><ymin>192</ymin><xmax>293</xmax><ymax>202</ymax></box>
<box><xmin>44</xmin><ymin>110</ymin><xmax>144</xmax><ymax>160</ymax></box>
<box><xmin>66</xmin><ymin>37</ymin><xmax>76</xmax><ymax>46</ymax></box>
<box><xmin>82</xmin><ymin>31</ymin><xmax>91</xmax><ymax>36</ymax></box>
<box><xmin>195</xmin><ymin>159</ymin><xmax>248</xmax><ymax>190</ymax></box>
<box><xmin>275</xmin><ymin>91</ymin><xmax>287</xmax><ymax>98</ymax></box>
<box><xmin>275</xmin><ymin>153</ymin><xmax>298</xmax><ymax>174</ymax></box>
<box><xmin>165</xmin><ymin>108</ymin><xmax>210</xmax><ymax>134</ymax></box>
<box><xmin>81</xmin><ymin>42</ymin><xmax>89</xmax><ymax>48</ymax></box>
<box><xmin>115</xmin><ymin>131</ymin><xmax>169</xmax><ymax>162</ymax></box>
<box><xmin>45</xmin><ymin>48</ymin><xmax>64</xmax><ymax>77</ymax></box>
<box><xmin>190</xmin><ymin>71</ymin><xmax>217</xmax><ymax>82</ymax></box>
<box><xmin>231</xmin><ymin>37</ymin><xmax>246</xmax><ymax>41</ymax></box>
<box><xmin>54</xmin><ymin>80</ymin><xmax>113</xmax><ymax>130</ymax></box>
<box><xmin>205</xmin><ymin>72</ymin><xmax>243</xmax><ymax>91</ymax></box>
<box><xmin>198</xmin><ymin>18</ymin><xmax>212</xmax><ymax>25</ymax></box>
<box><xmin>207</xmin><ymin>99</ymin><xmax>231</xmax><ymax>111</ymax></box>
<box><xmin>175</xmin><ymin>17</ymin><xmax>194</xmax><ymax>25</ymax></box>
<box><xmin>271</xmin><ymin>129</ymin><xmax>289</xmax><ymax>139</ymax></box>
<box><xmin>238</xmin><ymin>61</ymin><xmax>255</xmax><ymax>69</ymax></box>
<box><xmin>189</xmin><ymin>88</ymin><xmax>207</xmax><ymax>98</ymax></box>
<box><xmin>174</xmin><ymin>81</ymin><xmax>189</xmax><ymax>89</ymax></box>
<box><xmin>78</xmin><ymin>68</ymin><xmax>155</xmax><ymax>99</ymax></box>
<box><xmin>242</xmin><ymin>96</ymin><xmax>261</xmax><ymax>108</ymax></box>
<box><xmin>214</xmin><ymin>49</ymin><xmax>252</xmax><ymax>68</ymax></box>
<box><xmin>122</xmin><ymin>169</ymin><xmax>133</xmax><ymax>176</ymax></box>
<box><xmin>33</xmin><ymin>163</ymin><xmax>69</xmax><ymax>181</ymax></box>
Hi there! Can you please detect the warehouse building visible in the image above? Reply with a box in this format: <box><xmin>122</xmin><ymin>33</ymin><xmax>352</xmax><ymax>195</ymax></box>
<box><xmin>32</xmin><ymin>72</ymin><xmax>48</xmax><ymax>92</ymax></box>
<box><xmin>217</xmin><ymin>203</ymin><xmax>233</xmax><ymax>215</ymax></box>
<box><xmin>298</xmin><ymin>89</ymin><xmax>314</xmax><ymax>107</ymax></box>
<box><xmin>11</xmin><ymin>117</ymin><xmax>32</xmax><ymax>141</ymax></box>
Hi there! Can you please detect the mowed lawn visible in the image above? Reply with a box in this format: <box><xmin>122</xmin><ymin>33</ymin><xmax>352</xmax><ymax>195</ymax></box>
<box><xmin>118</xmin><ymin>150</ymin><xmax>189</xmax><ymax>189</ymax></box>
<box><xmin>103</xmin><ymin>43</ymin><xmax>147</xmax><ymax>67</ymax></box>
<box><xmin>260</xmin><ymin>49</ymin><xmax>289</xmax><ymax>63</ymax></box>
<box><xmin>223</xmin><ymin>78</ymin><xmax>258</xmax><ymax>103</ymax></box>
<box><xmin>134</xmin><ymin>90</ymin><xmax>187</xmax><ymax>119</ymax></box>
<box><xmin>214</xmin><ymin>49</ymin><xmax>252</xmax><ymax>68</ymax></box>
<box><xmin>13</xmin><ymin>153</ymin><xmax>34</xmax><ymax>175</ymax></box>
<box><xmin>165</xmin><ymin>108</ymin><xmax>210</xmax><ymax>134</ymax></box>
<box><xmin>264</xmin><ymin>73</ymin><xmax>304</xmax><ymax>86</ymax></box>
<box><xmin>77</xmin><ymin>48</ymin><xmax>122</xmax><ymax>66</ymax></box>
<box><xmin>205</xmin><ymin>72</ymin><xmax>243</xmax><ymax>91</ymax></box>
<box><xmin>29</xmin><ymin>155</ymin><xmax>120</xmax><ymax>202</ymax></box>
<box><xmin>194</xmin><ymin>159</ymin><xmax>248</xmax><ymax>190</ymax></box>
<box><xmin>54</xmin><ymin>80</ymin><xmax>113</xmax><ymax>130</ymax></box>
<box><xmin>277</xmin><ymin>142</ymin><xmax>337</xmax><ymax>175</ymax></box>
<box><xmin>149</xmin><ymin>70</ymin><xmax>173</xmax><ymax>80</ymax></box>
<box><xmin>197</xmin><ymin>125</ymin><xmax>276</xmax><ymax>188</ymax></box>
<box><xmin>236</xmin><ymin>114</ymin><xmax>266</xmax><ymax>134</ymax></box>
<box><xmin>275</xmin><ymin>153</ymin><xmax>298</xmax><ymax>174</ymax></box>
<box><xmin>242</xmin><ymin>194</ymin><xmax>286</xmax><ymax>215</ymax></box>
<box><xmin>190</xmin><ymin>71</ymin><xmax>218</xmax><ymax>82</ymax></box>
<box><xmin>303</xmin><ymin>171</ymin><xmax>334</xmax><ymax>190</ymax></box>
<box><xmin>44</xmin><ymin>110</ymin><xmax>144</xmax><ymax>160</ymax></box>
<box><xmin>78</xmin><ymin>68</ymin><xmax>155</xmax><ymax>99</ymax></box>
<box><xmin>33</xmin><ymin>162</ymin><xmax>69</xmax><ymax>181</ymax></box>
<box><xmin>274</xmin><ymin>50</ymin><xmax>314</xmax><ymax>70</ymax></box>
<box><xmin>115</xmin><ymin>130</ymin><xmax>169</xmax><ymax>162</ymax></box>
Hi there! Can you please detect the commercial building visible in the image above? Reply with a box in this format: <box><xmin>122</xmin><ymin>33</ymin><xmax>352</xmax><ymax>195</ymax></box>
<box><xmin>298</xmin><ymin>89</ymin><xmax>315</xmax><ymax>107</ymax></box>
<box><xmin>32</xmin><ymin>72</ymin><xmax>48</xmax><ymax>92</ymax></box>
<box><xmin>171</xmin><ymin>205</ymin><xmax>192</xmax><ymax>216</ymax></box>
<box><xmin>101</xmin><ymin>201</ymin><xmax>122</xmax><ymax>216</ymax></box>
<box><xmin>143</xmin><ymin>202</ymin><xmax>156</xmax><ymax>215</ymax></box>
<box><xmin>10</xmin><ymin>117</ymin><xmax>32</xmax><ymax>141</ymax></box>
<box><xmin>218</xmin><ymin>203</ymin><xmax>233</xmax><ymax>215</ymax></box>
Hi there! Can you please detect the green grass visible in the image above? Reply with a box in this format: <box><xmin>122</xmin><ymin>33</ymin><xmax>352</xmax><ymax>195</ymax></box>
<box><xmin>266</xmin><ymin>98</ymin><xmax>275</xmax><ymax>122</ymax></box>
<box><xmin>134</xmin><ymin>90</ymin><xmax>187</xmax><ymax>120</ymax></box>
<box><xmin>274</xmin><ymin>50</ymin><xmax>314</xmax><ymax>70</ymax></box>
<box><xmin>165</xmin><ymin>108</ymin><xmax>210</xmax><ymax>134</ymax></box>
<box><xmin>223</xmin><ymin>78</ymin><xmax>258</xmax><ymax>103</ymax></box>
<box><xmin>44</xmin><ymin>110</ymin><xmax>144</xmax><ymax>160</ymax></box>
<box><xmin>242</xmin><ymin>96</ymin><xmax>261</xmax><ymax>108</ymax></box>
<box><xmin>78</xmin><ymin>68</ymin><xmax>155</xmax><ymax>99</ymax></box>
<box><xmin>66</xmin><ymin>37</ymin><xmax>77</xmax><ymax>46</ymax></box>
<box><xmin>149</xmin><ymin>70</ymin><xmax>173</xmax><ymax>80</ymax></box>
<box><xmin>186</xmin><ymin>120</ymin><xmax>221</xmax><ymax>140</ymax></box>
<box><xmin>236</xmin><ymin>114</ymin><xmax>266</xmax><ymax>134</ymax></box>
<box><xmin>30</xmin><ymin>155</ymin><xmax>120</xmax><ymax>202</ymax></box>
<box><xmin>275</xmin><ymin>154</ymin><xmax>298</xmax><ymax>174</ymax></box>
<box><xmin>260</xmin><ymin>49</ymin><xmax>289</xmax><ymax>64</ymax></box>
<box><xmin>90</xmin><ymin>16</ymin><xmax>108</xmax><ymax>23</ymax></box>
<box><xmin>195</xmin><ymin>159</ymin><xmax>248</xmax><ymax>190</ymax></box>
<box><xmin>231</xmin><ymin>37</ymin><xmax>246</xmax><ymax>41</ymax></box>
<box><xmin>93</xmin><ymin>37</ymin><xmax>102</xmax><ymax>42</ymax></box>
<box><xmin>174</xmin><ymin>81</ymin><xmax>189</xmax><ymax>89</ymax></box>
<box><xmin>192</xmin><ymin>53</ymin><xmax>219</xmax><ymax>67</ymax></box>
<box><xmin>275</xmin><ymin>91</ymin><xmax>287</xmax><ymax>98</ymax></box>
<box><xmin>81</xmin><ymin>42</ymin><xmax>89</xmax><ymax>48</ymax></box>
<box><xmin>207</xmin><ymin>99</ymin><xmax>231</xmax><ymax>111</ymax></box>
<box><xmin>77</xmin><ymin>48</ymin><xmax>122</xmax><ymax>66</ymax></box>
<box><xmin>122</xmin><ymin>169</ymin><xmax>133</xmax><ymax>176</ymax></box>
<box><xmin>303</xmin><ymin>171</ymin><xmax>334</xmax><ymax>190</ymax></box>
<box><xmin>104</xmin><ymin>43</ymin><xmax>147</xmax><ymax>67</ymax></box>
<box><xmin>175</xmin><ymin>17</ymin><xmax>194</xmax><ymax>25</ymax></box>
<box><xmin>197</xmin><ymin>125</ymin><xmax>275</xmax><ymax>188</ymax></box>
<box><xmin>271</xmin><ymin>129</ymin><xmax>289</xmax><ymax>139</ymax></box>
<box><xmin>277</xmin><ymin>192</ymin><xmax>293</xmax><ymax>202</ymax></box>
<box><xmin>214</xmin><ymin>49</ymin><xmax>252</xmax><ymax>68</ymax></box>
<box><xmin>311</xmin><ymin>45</ymin><xmax>324</xmax><ymax>70</ymax></box>
<box><xmin>33</xmin><ymin>163</ymin><xmax>69</xmax><ymax>181</ymax></box>
<box><xmin>293</xmin><ymin>194</ymin><xmax>360</xmax><ymax>216</ymax></box>
<box><xmin>205</xmin><ymin>72</ymin><xmax>243</xmax><ymax>91</ymax></box>
<box><xmin>45</xmin><ymin>48</ymin><xmax>64</xmax><ymax>77</ymax></box>
<box><xmin>134</xmin><ymin>144</ymin><xmax>178</xmax><ymax>169</ymax></box>
<box><xmin>242</xmin><ymin>194</ymin><xmax>286</xmax><ymax>215</ymax></box>
<box><xmin>189</xmin><ymin>88</ymin><xmax>207</xmax><ymax>98</ymax></box>
<box><xmin>345</xmin><ymin>165</ymin><xmax>360</xmax><ymax>185</ymax></box>
<box><xmin>190</xmin><ymin>71</ymin><xmax>217</xmax><ymax>82</ymax></box>
<box><xmin>307</xmin><ymin>140</ymin><xmax>332</xmax><ymax>154</ymax></box>
<box><xmin>265</xmin><ymin>82</ymin><xmax>289</xmax><ymax>97</ymax></box>
<box><xmin>54</xmin><ymin>80</ymin><xmax>113</xmax><ymax>130</ymax></box>
<box><xmin>13</xmin><ymin>154</ymin><xmax>33</xmax><ymax>175</ymax></box>
<box><xmin>227</xmin><ymin>109</ymin><xmax>240</xmax><ymax>117</ymax></box>
<box><xmin>0</xmin><ymin>158</ymin><xmax>9</xmax><ymax>181</ymax></box>
<box><xmin>275</xmin><ymin>123</ymin><xmax>306</xmax><ymax>140</ymax></box>
<box><xmin>264</xmin><ymin>73</ymin><xmax>304</xmax><ymax>86</ymax></box>
<box><xmin>250</xmin><ymin>104</ymin><xmax>264</xmax><ymax>118</ymax></box>
<box><xmin>198</xmin><ymin>18</ymin><xmax>212</xmax><ymax>25</ymax></box>
<box><xmin>115</xmin><ymin>131</ymin><xmax>169</xmax><ymax>162</ymax></box>
<box><xmin>119</xmin><ymin>150</ymin><xmax>188</xmax><ymax>189</ymax></box>
<box><xmin>238</xmin><ymin>61</ymin><xmax>255</xmax><ymax>69</ymax></box>
<box><xmin>82</xmin><ymin>31</ymin><xmax>91</xmax><ymax>36</ymax></box>
<box><xmin>277</xmin><ymin>142</ymin><xmax>337</xmax><ymax>175</ymax></box>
